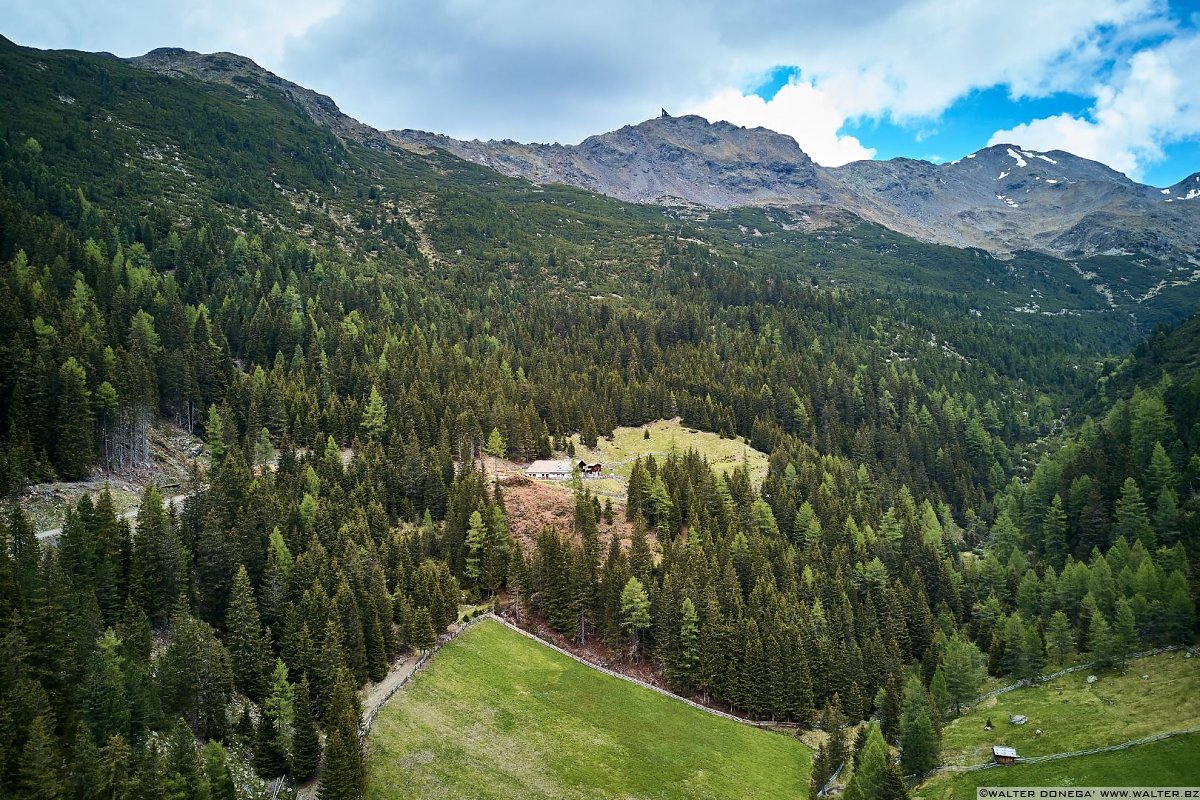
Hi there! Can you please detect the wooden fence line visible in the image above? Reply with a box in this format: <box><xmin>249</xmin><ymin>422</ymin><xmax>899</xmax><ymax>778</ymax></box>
<box><xmin>486</xmin><ymin>613</ymin><xmax>810</xmax><ymax>731</ymax></box>
<box><xmin>970</xmin><ymin>645</ymin><xmax>1187</xmax><ymax>705</ymax></box>
<box><xmin>360</xmin><ymin>613</ymin><xmax>489</xmax><ymax>735</ymax></box>
<box><xmin>929</xmin><ymin>725</ymin><xmax>1200</xmax><ymax>776</ymax></box>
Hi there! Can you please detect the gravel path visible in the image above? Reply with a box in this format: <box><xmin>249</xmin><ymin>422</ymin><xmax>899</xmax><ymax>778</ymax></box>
<box><xmin>36</xmin><ymin>493</ymin><xmax>189</xmax><ymax>541</ymax></box>
<box><xmin>294</xmin><ymin>650</ymin><xmax>427</xmax><ymax>800</ymax></box>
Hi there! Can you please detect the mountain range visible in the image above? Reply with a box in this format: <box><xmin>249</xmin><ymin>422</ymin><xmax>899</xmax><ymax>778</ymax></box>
<box><xmin>0</xmin><ymin>39</ymin><xmax>1183</xmax><ymax>331</ymax></box>
<box><xmin>394</xmin><ymin>116</ymin><xmax>1200</xmax><ymax>266</ymax></box>
<box><xmin>126</xmin><ymin>47</ymin><xmax>1200</xmax><ymax>272</ymax></box>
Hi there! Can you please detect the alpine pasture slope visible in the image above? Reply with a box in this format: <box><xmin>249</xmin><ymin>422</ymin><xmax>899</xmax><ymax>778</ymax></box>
<box><xmin>365</xmin><ymin>619</ymin><xmax>812</xmax><ymax>800</ymax></box>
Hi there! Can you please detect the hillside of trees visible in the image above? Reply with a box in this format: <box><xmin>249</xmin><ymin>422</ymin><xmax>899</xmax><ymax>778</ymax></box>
<box><xmin>0</xmin><ymin>36</ymin><xmax>1195</xmax><ymax>800</ymax></box>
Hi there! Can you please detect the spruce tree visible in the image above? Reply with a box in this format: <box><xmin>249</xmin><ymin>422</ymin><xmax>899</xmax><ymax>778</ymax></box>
<box><xmin>226</xmin><ymin>564</ymin><xmax>267</xmax><ymax>700</ymax></box>
<box><xmin>85</xmin><ymin>628</ymin><xmax>131</xmax><ymax>745</ymax></box>
<box><xmin>291</xmin><ymin>677</ymin><xmax>322</xmax><ymax>781</ymax></box>
<box><xmin>808</xmin><ymin>741</ymin><xmax>830</xmax><ymax>800</ymax></box>
<box><xmin>667</xmin><ymin>596</ymin><xmax>699</xmax><ymax>692</ymax></box>
<box><xmin>319</xmin><ymin>669</ymin><xmax>364</xmax><ymax>800</ymax></box>
<box><xmin>19</xmin><ymin>713</ymin><xmax>65</xmax><ymax>800</ymax></box>
<box><xmin>899</xmin><ymin>675</ymin><xmax>940</xmax><ymax>776</ymax></box>
<box><xmin>254</xmin><ymin>708</ymin><xmax>289</xmax><ymax>779</ymax></box>
<box><xmin>408</xmin><ymin>606</ymin><xmax>437</xmax><ymax>652</ymax></box>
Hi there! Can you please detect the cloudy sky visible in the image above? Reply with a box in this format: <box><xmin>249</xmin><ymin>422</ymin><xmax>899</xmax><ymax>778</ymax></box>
<box><xmin>3</xmin><ymin>0</ymin><xmax>1199</xmax><ymax>185</ymax></box>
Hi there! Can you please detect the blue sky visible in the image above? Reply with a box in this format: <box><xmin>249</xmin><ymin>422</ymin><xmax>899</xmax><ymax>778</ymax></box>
<box><xmin>2</xmin><ymin>0</ymin><xmax>1199</xmax><ymax>185</ymax></box>
<box><xmin>746</xmin><ymin>33</ymin><xmax>1200</xmax><ymax>188</ymax></box>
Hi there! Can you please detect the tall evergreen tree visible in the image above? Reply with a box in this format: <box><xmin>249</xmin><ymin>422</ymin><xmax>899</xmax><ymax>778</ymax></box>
<box><xmin>1046</xmin><ymin>610</ymin><xmax>1074</xmax><ymax>666</ymax></box>
<box><xmin>844</xmin><ymin>723</ymin><xmax>888</xmax><ymax>800</ymax></box>
<box><xmin>225</xmin><ymin>564</ymin><xmax>268</xmax><ymax>700</ymax></box>
<box><xmin>899</xmin><ymin>676</ymin><xmax>940</xmax><ymax>777</ymax></box>
<box><xmin>291</xmin><ymin>677</ymin><xmax>322</xmax><ymax>782</ymax></box>
<box><xmin>319</xmin><ymin>669</ymin><xmax>364</xmax><ymax>800</ymax></box>
<box><xmin>1112</xmin><ymin>598</ymin><xmax>1138</xmax><ymax>668</ymax></box>
<box><xmin>408</xmin><ymin>606</ymin><xmax>437</xmax><ymax>653</ymax></box>
<box><xmin>19</xmin><ymin>713</ymin><xmax>65</xmax><ymax>800</ymax></box>
<box><xmin>941</xmin><ymin>633</ymin><xmax>985</xmax><ymax>715</ymax></box>
<box><xmin>619</xmin><ymin>577</ymin><xmax>651</xmax><ymax>659</ymax></box>
<box><xmin>1088</xmin><ymin>612</ymin><xmax>1114</xmax><ymax>667</ymax></box>
<box><xmin>1113</xmin><ymin>478</ymin><xmax>1156</xmax><ymax>550</ymax></box>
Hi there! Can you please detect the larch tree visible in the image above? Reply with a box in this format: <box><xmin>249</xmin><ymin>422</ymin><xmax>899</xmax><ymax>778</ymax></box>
<box><xmin>360</xmin><ymin>385</ymin><xmax>388</xmax><ymax>442</ymax></box>
<box><xmin>941</xmin><ymin>632</ymin><xmax>985</xmax><ymax>716</ymax></box>
<box><xmin>619</xmin><ymin>576</ymin><xmax>651</xmax><ymax>659</ymax></box>
<box><xmin>1046</xmin><ymin>611</ymin><xmax>1074</xmax><ymax>666</ymax></box>
<box><xmin>844</xmin><ymin>723</ymin><xmax>888</xmax><ymax>800</ymax></box>
<box><xmin>464</xmin><ymin>510</ymin><xmax>487</xmax><ymax>590</ymax></box>
<box><xmin>1113</xmin><ymin>478</ymin><xmax>1155</xmax><ymax>550</ymax></box>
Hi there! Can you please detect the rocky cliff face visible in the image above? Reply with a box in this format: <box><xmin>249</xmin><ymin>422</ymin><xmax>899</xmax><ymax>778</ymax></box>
<box><xmin>396</xmin><ymin>115</ymin><xmax>831</xmax><ymax>207</ymax></box>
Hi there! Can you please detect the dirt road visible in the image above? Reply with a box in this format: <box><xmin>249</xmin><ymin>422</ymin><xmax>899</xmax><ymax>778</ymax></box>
<box><xmin>294</xmin><ymin>650</ymin><xmax>426</xmax><ymax>800</ymax></box>
<box><xmin>36</xmin><ymin>493</ymin><xmax>189</xmax><ymax>541</ymax></box>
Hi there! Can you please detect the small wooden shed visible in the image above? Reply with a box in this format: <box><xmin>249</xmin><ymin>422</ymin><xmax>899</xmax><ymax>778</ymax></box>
<box><xmin>992</xmin><ymin>746</ymin><xmax>1018</xmax><ymax>766</ymax></box>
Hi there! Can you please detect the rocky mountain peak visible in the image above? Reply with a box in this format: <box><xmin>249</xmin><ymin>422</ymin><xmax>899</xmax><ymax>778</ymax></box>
<box><xmin>129</xmin><ymin>47</ymin><xmax>391</xmax><ymax>149</ymax></box>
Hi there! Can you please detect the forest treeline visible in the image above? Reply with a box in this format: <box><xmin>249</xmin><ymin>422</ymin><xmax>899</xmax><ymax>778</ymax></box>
<box><xmin>0</xmin><ymin>36</ymin><xmax>1196</xmax><ymax>800</ymax></box>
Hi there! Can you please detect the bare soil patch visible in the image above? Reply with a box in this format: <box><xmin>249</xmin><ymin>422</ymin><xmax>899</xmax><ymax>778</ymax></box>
<box><xmin>498</xmin><ymin>473</ymin><xmax>636</xmax><ymax>552</ymax></box>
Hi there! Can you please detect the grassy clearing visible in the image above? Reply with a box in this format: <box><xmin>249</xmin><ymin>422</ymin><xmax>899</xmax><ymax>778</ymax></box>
<box><xmin>566</xmin><ymin>417</ymin><xmax>769</xmax><ymax>498</ymax></box>
<box><xmin>939</xmin><ymin>651</ymin><xmax>1200</xmax><ymax>767</ymax></box>
<box><xmin>365</xmin><ymin>619</ymin><xmax>810</xmax><ymax>800</ymax></box>
<box><xmin>915</xmin><ymin>732</ymin><xmax>1200</xmax><ymax>799</ymax></box>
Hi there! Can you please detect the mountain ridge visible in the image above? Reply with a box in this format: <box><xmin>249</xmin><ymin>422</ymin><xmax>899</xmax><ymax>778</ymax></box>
<box><xmin>113</xmin><ymin>42</ymin><xmax>1200</xmax><ymax>265</ymax></box>
<box><xmin>393</xmin><ymin>119</ymin><xmax>1200</xmax><ymax>264</ymax></box>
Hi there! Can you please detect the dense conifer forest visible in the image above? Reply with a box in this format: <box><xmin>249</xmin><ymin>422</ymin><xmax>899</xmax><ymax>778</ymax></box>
<box><xmin>0</xmin><ymin>36</ymin><xmax>1195</xmax><ymax>800</ymax></box>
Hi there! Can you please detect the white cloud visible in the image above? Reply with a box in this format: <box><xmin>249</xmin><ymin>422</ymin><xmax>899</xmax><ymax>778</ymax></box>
<box><xmin>691</xmin><ymin>82</ymin><xmax>875</xmax><ymax>166</ymax></box>
<box><xmin>988</xmin><ymin>30</ymin><xmax>1200</xmax><ymax>180</ymax></box>
<box><xmin>684</xmin><ymin>0</ymin><xmax>1166</xmax><ymax>165</ymax></box>
<box><xmin>0</xmin><ymin>0</ymin><xmax>344</xmax><ymax>70</ymax></box>
<box><xmin>2</xmin><ymin>0</ymin><xmax>1194</xmax><ymax>177</ymax></box>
